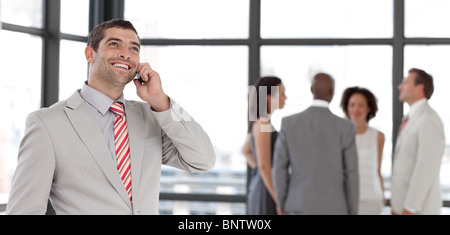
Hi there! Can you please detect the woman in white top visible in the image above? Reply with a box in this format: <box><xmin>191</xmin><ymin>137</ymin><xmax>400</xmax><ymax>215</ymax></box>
<box><xmin>341</xmin><ymin>87</ymin><xmax>386</xmax><ymax>215</ymax></box>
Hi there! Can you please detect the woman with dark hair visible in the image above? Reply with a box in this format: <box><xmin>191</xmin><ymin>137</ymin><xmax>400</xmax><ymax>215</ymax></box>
<box><xmin>241</xmin><ymin>76</ymin><xmax>287</xmax><ymax>215</ymax></box>
<box><xmin>341</xmin><ymin>86</ymin><xmax>386</xmax><ymax>215</ymax></box>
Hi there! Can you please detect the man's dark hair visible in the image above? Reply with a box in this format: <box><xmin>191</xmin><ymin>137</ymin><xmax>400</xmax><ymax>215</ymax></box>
<box><xmin>409</xmin><ymin>68</ymin><xmax>434</xmax><ymax>99</ymax></box>
<box><xmin>87</xmin><ymin>19</ymin><xmax>140</xmax><ymax>52</ymax></box>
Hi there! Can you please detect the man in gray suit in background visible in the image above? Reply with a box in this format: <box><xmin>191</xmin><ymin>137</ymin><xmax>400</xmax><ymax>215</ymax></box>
<box><xmin>273</xmin><ymin>73</ymin><xmax>359</xmax><ymax>215</ymax></box>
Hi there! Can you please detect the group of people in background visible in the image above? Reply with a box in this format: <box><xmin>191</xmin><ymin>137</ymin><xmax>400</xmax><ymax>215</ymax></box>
<box><xmin>242</xmin><ymin>68</ymin><xmax>445</xmax><ymax>215</ymax></box>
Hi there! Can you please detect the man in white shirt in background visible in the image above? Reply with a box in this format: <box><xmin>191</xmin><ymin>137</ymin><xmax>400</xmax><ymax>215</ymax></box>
<box><xmin>391</xmin><ymin>68</ymin><xmax>445</xmax><ymax>215</ymax></box>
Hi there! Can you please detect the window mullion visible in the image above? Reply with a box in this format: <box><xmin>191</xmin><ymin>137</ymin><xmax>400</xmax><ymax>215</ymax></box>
<box><xmin>42</xmin><ymin>0</ymin><xmax>61</xmax><ymax>108</ymax></box>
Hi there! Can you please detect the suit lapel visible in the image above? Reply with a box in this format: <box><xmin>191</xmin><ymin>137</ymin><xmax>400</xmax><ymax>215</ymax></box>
<box><xmin>124</xmin><ymin>101</ymin><xmax>145</xmax><ymax>201</ymax></box>
<box><xmin>64</xmin><ymin>92</ymin><xmax>132</xmax><ymax>209</ymax></box>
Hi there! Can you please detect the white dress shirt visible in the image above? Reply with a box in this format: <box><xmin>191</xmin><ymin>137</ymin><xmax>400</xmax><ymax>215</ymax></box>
<box><xmin>311</xmin><ymin>99</ymin><xmax>330</xmax><ymax>108</ymax></box>
<box><xmin>406</xmin><ymin>98</ymin><xmax>427</xmax><ymax>119</ymax></box>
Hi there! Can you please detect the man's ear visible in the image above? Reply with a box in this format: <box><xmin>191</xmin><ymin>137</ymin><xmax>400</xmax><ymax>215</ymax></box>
<box><xmin>85</xmin><ymin>46</ymin><xmax>95</xmax><ymax>63</ymax></box>
<box><xmin>416</xmin><ymin>83</ymin><xmax>425</xmax><ymax>96</ymax></box>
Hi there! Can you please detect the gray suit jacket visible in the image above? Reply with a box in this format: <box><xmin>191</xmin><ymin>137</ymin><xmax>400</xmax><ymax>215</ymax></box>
<box><xmin>391</xmin><ymin>101</ymin><xmax>445</xmax><ymax>214</ymax></box>
<box><xmin>273</xmin><ymin>106</ymin><xmax>359</xmax><ymax>214</ymax></box>
<box><xmin>6</xmin><ymin>91</ymin><xmax>216</xmax><ymax>215</ymax></box>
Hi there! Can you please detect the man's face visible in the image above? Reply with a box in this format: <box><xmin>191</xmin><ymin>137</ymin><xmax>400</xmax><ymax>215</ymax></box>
<box><xmin>398</xmin><ymin>72</ymin><xmax>420</xmax><ymax>104</ymax></box>
<box><xmin>88</xmin><ymin>27</ymin><xmax>140</xmax><ymax>86</ymax></box>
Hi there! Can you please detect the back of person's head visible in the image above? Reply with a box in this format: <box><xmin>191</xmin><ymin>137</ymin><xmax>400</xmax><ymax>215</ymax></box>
<box><xmin>248</xmin><ymin>76</ymin><xmax>282</xmax><ymax>132</ymax></box>
<box><xmin>311</xmin><ymin>73</ymin><xmax>335</xmax><ymax>102</ymax></box>
<box><xmin>409</xmin><ymin>68</ymin><xmax>434</xmax><ymax>99</ymax></box>
<box><xmin>340</xmin><ymin>86</ymin><xmax>378</xmax><ymax>122</ymax></box>
<box><xmin>87</xmin><ymin>19</ymin><xmax>140</xmax><ymax>52</ymax></box>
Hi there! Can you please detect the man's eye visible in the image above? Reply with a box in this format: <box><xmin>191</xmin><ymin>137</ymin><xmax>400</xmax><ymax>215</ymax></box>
<box><xmin>109</xmin><ymin>42</ymin><xmax>118</xmax><ymax>46</ymax></box>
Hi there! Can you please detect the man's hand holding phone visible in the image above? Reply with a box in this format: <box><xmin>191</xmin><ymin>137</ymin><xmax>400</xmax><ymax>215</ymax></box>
<box><xmin>133</xmin><ymin>62</ymin><xmax>170</xmax><ymax>112</ymax></box>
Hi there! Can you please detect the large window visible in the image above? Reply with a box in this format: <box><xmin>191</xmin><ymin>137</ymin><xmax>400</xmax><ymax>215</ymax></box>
<box><xmin>404</xmin><ymin>0</ymin><xmax>450</xmax><ymax>38</ymax></box>
<box><xmin>59</xmin><ymin>0</ymin><xmax>89</xmax><ymax>100</ymax></box>
<box><xmin>261</xmin><ymin>46</ymin><xmax>393</xmax><ymax>181</ymax></box>
<box><xmin>2</xmin><ymin>0</ymin><xmax>450</xmax><ymax>214</ymax></box>
<box><xmin>125</xmin><ymin>0</ymin><xmax>249</xmax><ymax>39</ymax></box>
<box><xmin>0</xmin><ymin>1</ymin><xmax>44</xmax><ymax>206</ymax></box>
<box><xmin>59</xmin><ymin>40</ymin><xmax>88</xmax><ymax>100</ymax></box>
<box><xmin>261</xmin><ymin>0</ymin><xmax>393</xmax><ymax>39</ymax></box>
<box><xmin>60</xmin><ymin>0</ymin><xmax>89</xmax><ymax>36</ymax></box>
<box><xmin>0</xmin><ymin>0</ymin><xmax>89</xmax><ymax>210</ymax></box>
<box><xmin>0</xmin><ymin>0</ymin><xmax>43</xmax><ymax>28</ymax></box>
<box><xmin>0</xmin><ymin>30</ymin><xmax>42</xmax><ymax>205</ymax></box>
<box><xmin>124</xmin><ymin>1</ymin><xmax>250</xmax><ymax>214</ymax></box>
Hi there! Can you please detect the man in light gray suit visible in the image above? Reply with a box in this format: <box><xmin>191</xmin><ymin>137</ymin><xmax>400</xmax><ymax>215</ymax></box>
<box><xmin>391</xmin><ymin>68</ymin><xmax>445</xmax><ymax>215</ymax></box>
<box><xmin>273</xmin><ymin>73</ymin><xmax>359</xmax><ymax>215</ymax></box>
<box><xmin>6</xmin><ymin>19</ymin><xmax>215</xmax><ymax>215</ymax></box>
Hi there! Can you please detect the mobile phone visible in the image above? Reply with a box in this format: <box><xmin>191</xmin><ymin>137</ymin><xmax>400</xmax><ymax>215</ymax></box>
<box><xmin>135</xmin><ymin>72</ymin><xmax>145</xmax><ymax>84</ymax></box>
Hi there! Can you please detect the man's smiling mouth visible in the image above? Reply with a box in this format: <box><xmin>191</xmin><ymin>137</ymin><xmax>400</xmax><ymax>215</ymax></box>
<box><xmin>112</xmin><ymin>63</ymin><xmax>130</xmax><ymax>70</ymax></box>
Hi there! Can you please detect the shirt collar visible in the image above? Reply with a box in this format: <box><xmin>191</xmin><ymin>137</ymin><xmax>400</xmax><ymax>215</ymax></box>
<box><xmin>407</xmin><ymin>98</ymin><xmax>427</xmax><ymax>118</ymax></box>
<box><xmin>311</xmin><ymin>99</ymin><xmax>330</xmax><ymax>108</ymax></box>
<box><xmin>80</xmin><ymin>82</ymin><xmax>126</xmax><ymax>116</ymax></box>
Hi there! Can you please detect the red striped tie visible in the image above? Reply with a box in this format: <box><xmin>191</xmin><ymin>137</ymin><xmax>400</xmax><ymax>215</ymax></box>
<box><xmin>110</xmin><ymin>102</ymin><xmax>132</xmax><ymax>201</ymax></box>
<box><xmin>400</xmin><ymin>116</ymin><xmax>408</xmax><ymax>131</ymax></box>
